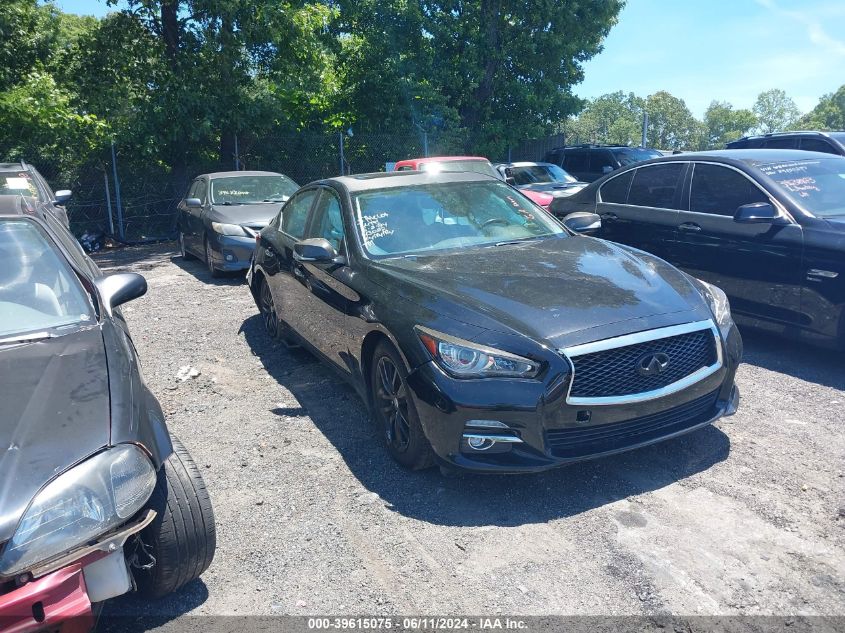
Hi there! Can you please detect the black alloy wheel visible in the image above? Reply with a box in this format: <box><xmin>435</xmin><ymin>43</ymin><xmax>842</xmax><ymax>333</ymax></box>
<box><xmin>370</xmin><ymin>341</ymin><xmax>434</xmax><ymax>470</ymax></box>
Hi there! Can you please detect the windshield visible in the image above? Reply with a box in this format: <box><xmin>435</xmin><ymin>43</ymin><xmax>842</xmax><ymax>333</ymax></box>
<box><xmin>210</xmin><ymin>175</ymin><xmax>299</xmax><ymax>204</ymax></box>
<box><xmin>509</xmin><ymin>164</ymin><xmax>577</xmax><ymax>185</ymax></box>
<box><xmin>0</xmin><ymin>220</ymin><xmax>95</xmax><ymax>338</ymax></box>
<box><xmin>420</xmin><ymin>160</ymin><xmax>499</xmax><ymax>178</ymax></box>
<box><xmin>612</xmin><ymin>148</ymin><xmax>663</xmax><ymax>166</ymax></box>
<box><xmin>353</xmin><ymin>180</ymin><xmax>566</xmax><ymax>258</ymax></box>
<box><xmin>1</xmin><ymin>171</ymin><xmax>41</xmax><ymax>200</ymax></box>
<box><xmin>757</xmin><ymin>158</ymin><xmax>845</xmax><ymax>218</ymax></box>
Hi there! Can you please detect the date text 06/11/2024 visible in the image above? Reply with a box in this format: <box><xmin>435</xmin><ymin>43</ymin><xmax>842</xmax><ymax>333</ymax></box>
<box><xmin>307</xmin><ymin>618</ymin><xmax>528</xmax><ymax>630</ymax></box>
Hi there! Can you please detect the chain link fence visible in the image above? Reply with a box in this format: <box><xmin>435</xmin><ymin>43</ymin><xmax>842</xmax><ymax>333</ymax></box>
<box><xmin>30</xmin><ymin>129</ymin><xmax>568</xmax><ymax>244</ymax></box>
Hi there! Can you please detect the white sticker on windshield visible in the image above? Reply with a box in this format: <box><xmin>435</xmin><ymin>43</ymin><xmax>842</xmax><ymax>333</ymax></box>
<box><xmin>4</xmin><ymin>177</ymin><xmax>31</xmax><ymax>190</ymax></box>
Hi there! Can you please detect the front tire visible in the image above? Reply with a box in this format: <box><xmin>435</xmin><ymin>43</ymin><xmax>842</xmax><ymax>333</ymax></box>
<box><xmin>134</xmin><ymin>435</ymin><xmax>216</xmax><ymax>599</ymax></box>
<box><xmin>204</xmin><ymin>237</ymin><xmax>222</xmax><ymax>278</ymax></box>
<box><xmin>178</xmin><ymin>231</ymin><xmax>193</xmax><ymax>260</ymax></box>
<box><xmin>370</xmin><ymin>341</ymin><xmax>434</xmax><ymax>470</ymax></box>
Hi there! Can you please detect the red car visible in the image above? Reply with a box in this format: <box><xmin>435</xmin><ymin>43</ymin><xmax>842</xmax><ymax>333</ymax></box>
<box><xmin>392</xmin><ymin>156</ymin><xmax>554</xmax><ymax>208</ymax></box>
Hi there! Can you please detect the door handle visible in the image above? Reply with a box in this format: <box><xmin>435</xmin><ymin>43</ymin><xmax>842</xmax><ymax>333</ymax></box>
<box><xmin>600</xmin><ymin>212</ymin><xmax>618</xmax><ymax>222</ymax></box>
<box><xmin>679</xmin><ymin>222</ymin><xmax>702</xmax><ymax>233</ymax></box>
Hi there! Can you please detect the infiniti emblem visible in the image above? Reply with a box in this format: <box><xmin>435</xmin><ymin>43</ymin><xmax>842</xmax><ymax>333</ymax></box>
<box><xmin>637</xmin><ymin>352</ymin><xmax>671</xmax><ymax>377</ymax></box>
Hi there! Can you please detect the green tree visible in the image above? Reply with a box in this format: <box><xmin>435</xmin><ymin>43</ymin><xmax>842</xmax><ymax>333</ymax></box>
<box><xmin>752</xmin><ymin>89</ymin><xmax>801</xmax><ymax>134</ymax></box>
<box><xmin>645</xmin><ymin>91</ymin><xmax>702</xmax><ymax>150</ymax></box>
<box><xmin>702</xmin><ymin>101</ymin><xmax>757</xmax><ymax>149</ymax></box>
<box><xmin>567</xmin><ymin>91</ymin><xmax>645</xmax><ymax>145</ymax></box>
<box><xmin>797</xmin><ymin>85</ymin><xmax>845</xmax><ymax>130</ymax></box>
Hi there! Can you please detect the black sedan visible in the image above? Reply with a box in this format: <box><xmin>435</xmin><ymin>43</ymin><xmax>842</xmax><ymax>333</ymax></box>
<box><xmin>551</xmin><ymin>149</ymin><xmax>845</xmax><ymax>349</ymax></box>
<box><xmin>177</xmin><ymin>170</ymin><xmax>299</xmax><ymax>276</ymax></box>
<box><xmin>247</xmin><ymin>171</ymin><xmax>741</xmax><ymax>474</ymax></box>
<box><xmin>0</xmin><ymin>203</ymin><xmax>214</xmax><ymax>627</ymax></box>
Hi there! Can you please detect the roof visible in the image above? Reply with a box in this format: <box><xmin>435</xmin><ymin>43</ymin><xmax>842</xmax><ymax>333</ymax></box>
<box><xmin>0</xmin><ymin>162</ymin><xmax>27</xmax><ymax>171</ymax></box>
<box><xmin>732</xmin><ymin>130</ymin><xmax>845</xmax><ymax>142</ymax></box>
<box><xmin>394</xmin><ymin>156</ymin><xmax>489</xmax><ymax>165</ymax></box>
<box><xmin>653</xmin><ymin>148</ymin><xmax>842</xmax><ymax>166</ymax></box>
<box><xmin>495</xmin><ymin>162</ymin><xmax>556</xmax><ymax>168</ymax></box>
<box><xmin>196</xmin><ymin>170</ymin><xmax>283</xmax><ymax>179</ymax></box>
<box><xmin>328</xmin><ymin>169</ymin><xmax>498</xmax><ymax>193</ymax></box>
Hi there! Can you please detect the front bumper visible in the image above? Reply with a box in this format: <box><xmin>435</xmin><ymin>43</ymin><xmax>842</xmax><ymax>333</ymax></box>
<box><xmin>406</xmin><ymin>326</ymin><xmax>742</xmax><ymax>473</ymax></box>
<box><xmin>0</xmin><ymin>564</ymin><xmax>93</xmax><ymax>633</ymax></box>
<box><xmin>0</xmin><ymin>510</ymin><xmax>155</xmax><ymax>632</ymax></box>
<box><xmin>207</xmin><ymin>234</ymin><xmax>256</xmax><ymax>271</ymax></box>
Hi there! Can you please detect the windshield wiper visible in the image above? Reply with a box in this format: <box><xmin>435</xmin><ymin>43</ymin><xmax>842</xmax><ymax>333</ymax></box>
<box><xmin>0</xmin><ymin>331</ymin><xmax>57</xmax><ymax>346</ymax></box>
<box><xmin>492</xmin><ymin>236</ymin><xmax>547</xmax><ymax>247</ymax></box>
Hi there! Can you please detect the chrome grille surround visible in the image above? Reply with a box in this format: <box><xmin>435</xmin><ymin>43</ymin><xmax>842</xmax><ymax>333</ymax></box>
<box><xmin>559</xmin><ymin>320</ymin><xmax>723</xmax><ymax>406</ymax></box>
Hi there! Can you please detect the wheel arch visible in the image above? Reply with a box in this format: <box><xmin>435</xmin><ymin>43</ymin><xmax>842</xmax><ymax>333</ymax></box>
<box><xmin>360</xmin><ymin>327</ymin><xmax>414</xmax><ymax>410</ymax></box>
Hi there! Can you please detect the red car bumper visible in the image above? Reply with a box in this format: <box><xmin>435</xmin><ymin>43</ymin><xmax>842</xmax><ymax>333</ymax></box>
<box><xmin>0</xmin><ymin>564</ymin><xmax>93</xmax><ymax>633</ymax></box>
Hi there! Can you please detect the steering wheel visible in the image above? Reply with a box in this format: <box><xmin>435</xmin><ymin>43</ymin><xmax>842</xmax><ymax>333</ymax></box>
<box><xmin>480</xmin><ymin>218</ymin><xmax>509</xmax><ymax>230</ymax></box>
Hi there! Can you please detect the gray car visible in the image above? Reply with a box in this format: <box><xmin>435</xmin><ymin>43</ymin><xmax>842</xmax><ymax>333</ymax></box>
<box><xmin>176</xmin><ymin>170</ymin><xmax>299</xmax><ymax>276</ymax></box>
<box><xmin>0</xmin><ymin>161</ymin><xmax>72</xmax><ymax>227</ymax></box>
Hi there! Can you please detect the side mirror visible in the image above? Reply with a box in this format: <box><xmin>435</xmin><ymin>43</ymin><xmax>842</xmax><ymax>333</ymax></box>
<box><xmin>94</xmin><ymin>272</ymin><xmax>148</xmax><ymax>317</ymax></box>
<box><xmin>294</xmin><ymin>238</ymin><xmax>337</xmax><ymax>262</ymax></box>
<box><xmin>601</xmin><ymin>166</ymin><xmax>614</xmax><ymax>175</ymax></box>
<box><xmin>734</xmin><ymin>202</ymin><xmax>782</xmax><ymax>224</ymax></box>
<box><xmin>54</xmin><ymin>190</ymin><xmax>72</xmax><ymax>205</ymax></box>
<box><xmin>562</xmin><ymin>212</ymin><xmax>602</xmax><ymax>235</ymax></box>
<box><xmin>185</xmin><ymin>198</ymin><xmax>202</xmax><ymax>208</ymax></box>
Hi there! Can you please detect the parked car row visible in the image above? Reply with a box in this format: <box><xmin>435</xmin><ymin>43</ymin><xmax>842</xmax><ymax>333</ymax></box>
<box><xmin>0</xmin><ymin>193</ymin><xmax>215</xmax><ymax>627</ymax></box>
<box><xmin>551</xmin><ymin>149</ymin><xmax>845</xmax><ymax>349</ymax></box>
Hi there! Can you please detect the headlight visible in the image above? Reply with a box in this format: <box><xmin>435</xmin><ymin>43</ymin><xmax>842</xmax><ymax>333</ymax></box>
<box><xmin>415</xmin><ymin>326</ymin><xmax>540</xmax><ymax>378</ymax></box>
<box><xmin>697</xmin><ymin>279</ymin><xmax>733</xmax><ymax>334</ymax></box>
<box><xmin>0</xmin><ymin>445</ymin><xmax>157</xmax><ymax>577</ymax></box>
<box><xmin>211</xmin><ymin>222</ymin><xmax>248</xmax><ymax>236</ymax></box>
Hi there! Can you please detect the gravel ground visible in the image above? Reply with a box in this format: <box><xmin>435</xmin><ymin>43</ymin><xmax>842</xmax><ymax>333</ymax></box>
<box><xmin>95</xmin><ymin>243</ymin><xmax>845</xmax><ymax>627</ymax></box>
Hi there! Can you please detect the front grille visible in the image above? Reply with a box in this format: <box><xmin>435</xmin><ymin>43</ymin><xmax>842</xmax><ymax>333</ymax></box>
<box><xmin>546</xmin><ymin>389</ymin><xmax>720</xmax><ymax>458</ymax></box>
<box><xmin>568</xmin><ymin>329</ymin><xmax>717</xmax><ymax>399</ymax></box>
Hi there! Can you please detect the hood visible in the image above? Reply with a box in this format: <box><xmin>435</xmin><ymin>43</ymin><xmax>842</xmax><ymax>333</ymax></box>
<box><xmin>0</xmin><ymin>327</ymin><xmax>110</xmax><ymax>543</ymax></box>
<box><xmin>371</xmin><ymin>237</ymin><xmax>706</xmax><ymax>347</ymax></box>
<box><xmin>208</xmin><ymin>202</ymin><xmax>283</xmax><ymax>226</ymax></box>
<box><xmin>520</xmin><ymin>189</ymin><xmax>554</xmax><ymax>207</ymax></box>
<box><xmin>823</xmin><ymin>215</ymin><xmax>845</xmax><ymax>231</ymax></box>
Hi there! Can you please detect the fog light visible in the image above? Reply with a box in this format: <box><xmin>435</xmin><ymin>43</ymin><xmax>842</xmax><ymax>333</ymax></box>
<box><xmin>224</xmin><ymin>253</ymin><xmax>235</xmax><ymax>262</ymax></box>
<box><xmin>467</xmin><ymin>436</ymin><xmax>495</xmax><ymax>451</ymax></box>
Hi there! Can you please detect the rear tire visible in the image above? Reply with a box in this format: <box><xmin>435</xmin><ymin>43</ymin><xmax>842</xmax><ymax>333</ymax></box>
<box><xmin>178</xmin><ymin>231</ymin><xmax>193</xmax><ymax>260</ymax></box>
<box><xmin>370</xmin><ymin>341</ymin><xmax>435</xmax><ymax>470</ymax></box>
<box><xmin>134</xmin><ymin>435</ymin><xmax>216</xmax><ymax>599</ymax></box>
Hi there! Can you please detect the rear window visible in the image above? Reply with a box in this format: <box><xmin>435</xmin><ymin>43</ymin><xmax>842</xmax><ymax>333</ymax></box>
<box><xmin>612</xmin><ymin>148</ymin><xmax>663</xmax><ymax>166</ymax></box>
<box><xmin>1</xmin><ymin>172</ymin><xmax>39</xmax><ymax>199</ymax></box>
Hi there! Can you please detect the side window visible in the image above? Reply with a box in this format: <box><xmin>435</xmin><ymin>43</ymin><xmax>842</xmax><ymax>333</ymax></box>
<box><xmin>563</xmin><ymin>152</ymin><xmax>589</xmax><ymax>172</ymax></box>
<box><xmin>194</xmin><ymin>180</ymin><xmax>207</xmax><ymax>203</ymax></box>
<box><xmin>281</xmin><ymin>190</ymin><xmax>317</xmax><ymax>238</ymax></box>
<box><xmin>307</xmin><ymin>189</ymin><xmax>345</xmax><ymax>253</ymax></box>
<box><xmin>689</xmin><ymin>164</ymin><xmax>769</xmax><ymax>216</ymax></box>
<box><xmin>599</xmin><ymin>170</ymin><xmax>634</xmax><ymax>204</ymax></box>
<box><xmin>589</xmin><ymin>151</ymin><xmax>614</xmax><ymax>173</ymax></box>
<box><xmin>627</xmin><ymin>163</ymin><xmax>685</xmax><ymax>209</ymax></box>
<box><xmin>397</xmin><ymin>166</ymin><xmax>414</xmax><ymax>171</ymax></box>
<box><xmin>800</xmin><ymin>138</ymin><xmax>838</xmax><ymax>154</ymax></box>
<box><xmin>762</xmin><ymin>137</ymin><xmax>797</xmax><ymax>149</ymax></box>
<box><xmin>186</xmin><ymin>180</ymin><xmax>200</xmax><ymax>199</ymax></box>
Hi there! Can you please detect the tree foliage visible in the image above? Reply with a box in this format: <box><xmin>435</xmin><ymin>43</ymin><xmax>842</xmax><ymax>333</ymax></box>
<box><xmin>702</xmin><ymin>101</ymin><xmax>757</xmax><ymax>148</ymax></box>
<box><xmin>752</xmin><ymin>88</ymin><xmax>801</xmax><ymax>134</ymax></box>
<box><xmin>797</xmin><ymin>85</ymin><xmax>845</xmax><ymax>130</ymax></box>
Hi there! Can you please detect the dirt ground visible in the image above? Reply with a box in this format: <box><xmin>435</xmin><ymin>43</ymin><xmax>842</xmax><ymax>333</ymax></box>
<box><xmin>95</xmin><ymin>243</ymin><xmax>845</xmax><ymax>627</ymax></box>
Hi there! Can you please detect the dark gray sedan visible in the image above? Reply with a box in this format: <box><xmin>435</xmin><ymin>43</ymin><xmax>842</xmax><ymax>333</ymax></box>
<box><xmin>177</xmin><ymin>170</ymin><xmax>299</xmax><ymax>276</ymax></box>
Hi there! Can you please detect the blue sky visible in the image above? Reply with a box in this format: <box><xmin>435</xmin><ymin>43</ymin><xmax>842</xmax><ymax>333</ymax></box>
<box><xmin>55</xmin><ymin>0</ymin><xmax>845</xmax><ymax>118</ymax></box>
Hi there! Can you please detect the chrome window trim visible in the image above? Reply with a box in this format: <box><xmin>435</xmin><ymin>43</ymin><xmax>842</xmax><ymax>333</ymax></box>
<box><xmin>559</xmin><ymin>319</ymin><xmax>723</xmax><ymax>406</ymax></box>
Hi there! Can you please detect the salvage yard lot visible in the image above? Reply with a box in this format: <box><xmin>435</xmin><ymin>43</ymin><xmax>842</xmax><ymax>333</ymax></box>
<box><xmin>97</xmin><ymin>244</ymin><xmax>844</xmax><ymax>625</ymax></box>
